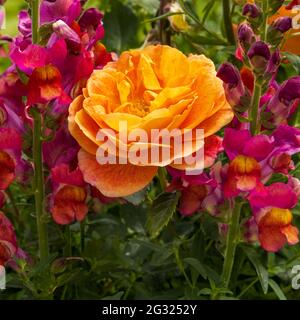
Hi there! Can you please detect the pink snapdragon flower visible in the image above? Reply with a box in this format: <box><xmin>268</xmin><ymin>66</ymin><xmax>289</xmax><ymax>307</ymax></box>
<box><xmin>248</xmin><ymin>182</ymin><xmax>299</xmax><ymax>252</ymax></box>
<box><xmin>40</xmin><ymin>0</ymin><xmax>81</xmax><ymax>25</ymax></box>
<box><xmin>222</xmin><ymin>125</ymin><xmax>300</xmax><ymax>197</ymax></box>
<box><xmin>50</xmin><ymin>164</ymin><xmax>88</xmax><ymax>225</ymax></box>
<box><xmin>166</xmin><ymin>135</ymin><xmax>223</xmax><ymax>216</ymax></box>
<box><xmin>0</xmin><ymin>128</ymin><xmax>24</xmax><ymax>190</ymax></box>
<box><xmin>0</xmin><ymin>212</ymin><xmax>18</xmax><ymax>266</ymax></box>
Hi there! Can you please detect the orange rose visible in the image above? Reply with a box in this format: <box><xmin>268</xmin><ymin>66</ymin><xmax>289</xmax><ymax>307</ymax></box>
<box><xmin>68</xmin><ymin>45</ymin><xmax>233</xmax><ymax>197</ymax></box>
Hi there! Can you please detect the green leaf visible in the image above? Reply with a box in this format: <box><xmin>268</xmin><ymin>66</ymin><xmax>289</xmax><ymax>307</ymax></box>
<box><xmin>146</xmin><ymin>192</ymin><xmax>179</xmax><ymax>238</ymax></box>
<box><xmin>29</xmin><ymin>253</ymin><xmax>58</xmax><ymax>278</ymax></box>
<box><xmin>103</xmin><ymin>0</ymin><xmax>139</xmax><ymax>53</ymax></box>
<box><xmin>269</xmin><ymin>279</ymin><xmax>287</xmax><ymax>300</ymax></box>
<box><xmin>183</xmin><ymin>257</ymin><xmax>207</xmax><ymax>280</ymax></box>
<box><xmin>243</xmin><ymin>247</ymin><xmax>269</xmax><ymax>294</ymax></box>
<box><xmin>102</xmin><ymin>291</ymin><xmax>124</xmax><ymax>300</ymax></box>
<box><xmin>124</xmin><ymin>187</ymin><xmax>148</xmax><ymax>205</ymax></box>
<box><xmin>202</xmin><ymin>0</ymin><xmax>216</xmax><ymax>24</ymax></box>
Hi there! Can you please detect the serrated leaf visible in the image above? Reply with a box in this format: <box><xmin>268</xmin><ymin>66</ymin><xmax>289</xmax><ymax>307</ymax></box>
<box><xmin>243</xmin><ymin>247</ymin><xmax>269</xmax><ymax>294</ymax></box>
<box><xmin>146</xmin><ymin>192</ymin><xmax>179</xmax><ymax>238</ymax></box>
<box><xmin>184</xmin><ymin>257</ymin><xmax>207</xmax><ymax>280</ymax></box>
<box><xmin>269</xmin><ymin>279</ymin><xmax>287</xmax><ymax>300</ymax></box>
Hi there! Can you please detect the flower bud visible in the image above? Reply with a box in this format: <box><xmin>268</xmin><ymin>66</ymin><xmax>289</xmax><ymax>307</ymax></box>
<box><xmin>267</xmin><ymin>77</ymin><xmax>300</xmax><ymax>125</ymax></box>
<box><xmin>166</xmin><ymin>2</ymin><xmax>189</xmax><ymax>32</ymax></box>
<box><xmin>266</xmin><ymin>49</ymin><xmax>281</xmax><ymax>75</ymax></box>
<box><xmin>217</xmin><ymin>63</ymin><xmax>251</xmax><ymax>112</ymax></box>
<box><xmin>53</xmin><ymin>20</ymin><xmax>81</xmax><ymax>52</ymax></box>
<box><xmin>18</xmin><ymin>10</ymin><xmax>32</xmax><ymax>37</ymax></box>
<box><xmin>272</xmin><ymin>17</ymin><xmax>292</xmax><ymax>33</ymax></box>
<box><xmin>242</xmin><ymin>3</ymin><xmax>261</xmax><ymax>18</ymax></box>
<box><xmin>238</xmin><ymin>23</ymin><xmax>255</xmax><ymax>51</ymax></box>
<box><xmin>247</xmin><ymin>41</ymin><xmax>271</xmax><ymax>72</ymax></box>
<box><xmin>79</xmin><ymin>8</ymin><xmax>103</xmax><ymax>31</ymax></box>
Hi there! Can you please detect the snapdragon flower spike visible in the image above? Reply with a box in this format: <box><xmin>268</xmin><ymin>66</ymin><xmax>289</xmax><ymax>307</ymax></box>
<box><xmin>50</xmin><ymin>164</ymin><xmax>88</xmax><ymax>225</ymax></box>
<box><xmin>267</xmin><ymin>77</ymin><xmax>300</xmax><ymax>125</ymax></box>
<box><xmin>0</xmin><ymin>212</ymin><xmax>18</xmax><ymax>266</ymax></box>
<box><xmin>242</xmin><ymin>3</ymin><xmax>261</xmax><ymax>19</ymax></box>
<box><xmin>217</xmin><ymin>63</ymin><xmax>251</xmax><ymax>113</ymax></box>
<box><xmin>0</xmin><ymin>128</ymin><xmax>22</xmax><ymax>190</ymax></box>
<box><xmin>27</xmin><ymin>64</ymin><xmax>71</xmax><ymax>106</ymax></box>
<box><xmin>248</xmin><ymin>183</ymin><xmax>298</xmax><ymax>252</ymax></box>
<box><xmin>247</xmin><ymin>41</ymin><xmax>271</xmax><ymax>72</ymax></box>
<box><xmin>238</xmin><ymin>23</ymin><xmax>256</xmax><ymax>51</ymax></box>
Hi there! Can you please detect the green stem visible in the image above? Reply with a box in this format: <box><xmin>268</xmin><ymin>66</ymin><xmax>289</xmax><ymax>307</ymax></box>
<box><xmin>64</xmin><ymin>226</ymin><xmax>72</xmax><ymax>257</ymax></box>
<box><xmin>250</xmin><ymin>80</ymin><xmax>262</xmax><ymax>135</ymax></box>
<box><xmin>223</xmin><ymin>0</ymin><xmax>235</xmax><ymax>45</ymax></box>
<box><xmin>31</xmin><ymin>0</ymin><xmax>49</xmax><ymax>261</ymax></box>
<box><xmin>32</xmin><ymin>109</ymin><xmax>49</xmax><ymax>261</ymax></box>
<box><xmin>261</xmin><ymin>0</ymin><xmax>269</xmax><ymax>42</ymax></box>
<box><xmin>158</xmin><ymin>167</ymin><xmax>167</xmax><ymax>191</ymax></box>
<box><xmin>31</xmin><ymin>0</ymin><xmax>40</xmax><ymax>44</ymax></box>
<box><xmin>158</xmin><ymin>0</ymin><xmax>171</xmax><ymax>45</ymax></box>
<box><xmin>221</xmin><ymin>200</ymin><xmax>243</xmax><ymax>289</ymax></box>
